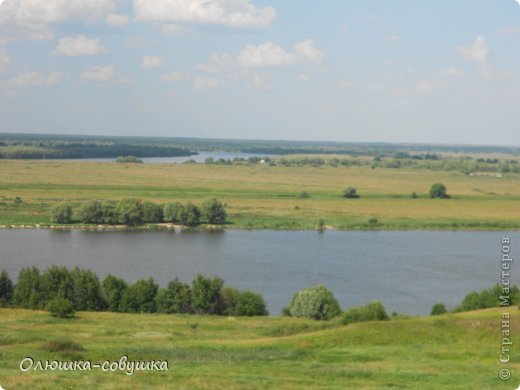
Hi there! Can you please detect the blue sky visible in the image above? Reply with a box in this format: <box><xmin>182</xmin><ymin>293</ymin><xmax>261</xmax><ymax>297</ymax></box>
<box><xmin>0</xmin><ymin>0</ymin><xmax>519</xmax><ymax>145</ymax></box>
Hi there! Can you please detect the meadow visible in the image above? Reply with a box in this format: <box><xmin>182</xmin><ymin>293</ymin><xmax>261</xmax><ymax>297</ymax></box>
<box><xmin>0</xmin><ymin>307</ymin><xmax>517</xmax><ymax>389</ymax></box>
<box><xmin>0</xmin><ymin>160</ymin><xmax>519</xmax><ymax>229</ymax></box>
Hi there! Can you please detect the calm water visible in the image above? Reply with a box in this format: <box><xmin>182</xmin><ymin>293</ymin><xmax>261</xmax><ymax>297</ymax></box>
<box><xmin>0</xmin><ymin>230</ymin><xmax>516</xmax><ymax>315</ymax></box>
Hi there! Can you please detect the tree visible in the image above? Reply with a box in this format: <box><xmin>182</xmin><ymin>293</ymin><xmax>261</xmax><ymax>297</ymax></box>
<box><xmin>119</xmin><ymin>278</ymin><xmax>158</xmax><ymax>313</ymax></box>
<box><xmin>116</xmin><ymin>198</ymin><xmax>143</xmax><ymax>226</ymax></box>
<box><xmin>236</xmin><ymin>290</ymin><xmax>268</xmax><ymax>316</ymax></box>
<box><xmin>285</xmin><ymin>285</ymin><xmax>341</xmax><ymax>320</ymax></box>
<box><xmin>156</xmin><ymin>278</ymin><xmax>192</xmax><ymax>314</ymax></box>
<box><xmin>431</xmin><ymin>303</ymin><xmax>447</xmax><ymax>316</ymax></box>
<box><xmin>0</xmin><ymin>270</ymin><xmax>14</xmax><ymax>307</ymax></box>
<box><xmin>13</xmin><ymin>267</ymin><xmax>41</xmax><ymax>309</ymax></box>
<box><xmin>70</xmin><ymin>267</ymin><xmax>106</xmax><ymax>311</ymax></box>
<box><xmin>341</xmin><ymin>301</ymin><xmax>390</xmax><ymax>325</ymax></box>
<box><xmin>102</xmin><ymin>275</ymin><xmax>128</xmax><ymax>312</ymax></box>
<box><xmin>50</xmin><ymin>203</ymin><xmax>73</xmax><ymax>223</ymax></box>
<box><xmin>78</xmin><ymin>200</ymin><xmax>104</xmax><ymax>224</ymax></box>
<box><xmin>191</xmin><ymin>274</ymin><xmax>224</xmax><ymax>314</ymax></box>
<box><xmin>163</xmin><ymin>202</ymin><xmax>184</xmax><ymax>223</ymax></box>
<box><xmin>201</xmin><ymin>198</ymin><xmax>227</xmax><ymax>224</ymax></box>
<box><xmin>40</xmin><ymin>266</ymin><xmax>74</xmax><ymax>303</ymax></box>
<box><xmin>101</xmin><ymin>202</ymin><xmax>120</xmax><ymax>224</ymax></box>
<box><xmin>429</xmin><ymin>183</ymin><xmax>450</xmax><ymax>199</ymax></box>
<box><xmin>179</xmin><ymin>202</ymin><xmax>201</xmax><ymax>226</ymax></box>
<box><xmin>342</xmin><ymin>187</ymin><xmax>360</xmax><ymax>199</ymax></box>
<box><xmin>142</xmin><ymin>201</ymin><xmax>164</xmax><ymax>223</ymax></box>
<box><xmin>47</xmin><ymin>298</ymin><xmax>75</xmax><ymax>319</ymax></box>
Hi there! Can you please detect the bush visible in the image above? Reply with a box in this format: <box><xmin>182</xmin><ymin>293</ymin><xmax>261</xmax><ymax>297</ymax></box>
<box><xmin>156</xmin><ymin>278</ymin><xmax>192</xmax><ymax>314</ymax></box>
<box><xmin>285</xmin><ymin>285</ymin><xmax>341</xmax><ymax>320</ymax></box>
<box><xmin>191</xmin><ymin>274</ymin><xmax>224</xmax><ymax>314</ymax></box>
<box><xmin>179</xmin><ymin>202</ymin><xmax>201</xmax><ymax>227</ymax></box>
<box><xmin>429</xmin><ymin>183</ymin><xmax>450</xmax><ymax>199</ymax></box>
<box><xmin>342</xmin><ymin>187</ymin><xmax>360</xmax><ymax>199</ymax></box>
<box><xmin>431</xmin><ymin>303</ymin><xmax>447</xmax><ymax>316</ymax></box>
<box><xmin>163</xmin><ymin>202</ymin><xmax>184</xmax><ymax>223</ymax></box>
<box><xmin>142</xmin><ymin>201</ymin><xmax>164</xmax><ymax>223</ymax></box>
<box><xmin>299</xmin><ymin>191</ymin><xmax>310</xmax><ymax>198</ymax></box>
<box><xmin>116</xmin><ymin>198</ymin><xmax>143</xmax><ymax>226</ymax></box>
<box><xmin>455</xmin><ymin>284</ymin><xmax>519</xmax><ymax>312</ymax></box>
<box><xmin>49</xmin><ymin>203</ymin><xmax>73</xmax><ymax>224</ymax></box>
<box><xmin>47</xmin><ymin>298</ymin><xmax>75</xmax><ymax>319</ymax></box>
<box><xmin>236</xmin><ymin>290</ymin><xmax>268</xmax><ymax>316</ymax></box>
<box><xmin>78</xmin><ymin>200</ymin><xmax>104</xmax><ymax>224</ymax></box>
<box><xmin>201</xmin><ymin>198</ymin><xmax>227</xmax><ymax>224</ymax></box>
<box><xmin>119</xmin><ymin>278</ymin><xmax>158</xmax><ymax>313</ymax></box>
<box><xmin>116</xmin><ymin>156</ymin><xmax>143</xmax><ymax>163</ymax></box>
<box><xmin>101</xmin><ymin>202</ymin><xmax>120</xmax><ymax>224</ymax></box>
<box><xmin>102</xmin><ymin>275</ymin><xmax>128</xmax><ymax>312</ymax></box>
<box><xmin>341</xmin><ymin>301</ymin><xmax>390</xmax><ymax>325</ymax></box>
<box><xmin>411</xmin><ymin>192</ymin><xmax>418</xmax><ymax>199</ymax></box>
<box><xmin>0</xmin><ymin>269</ymin><xmax>14</xmax><ymax>307</ymax></box>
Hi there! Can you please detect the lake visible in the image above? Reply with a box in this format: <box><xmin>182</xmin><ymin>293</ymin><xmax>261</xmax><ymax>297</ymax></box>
<box><xmin>0</xmin><ymin>229</ymin><xmax>515</xmax><ymax>316</ymax></box>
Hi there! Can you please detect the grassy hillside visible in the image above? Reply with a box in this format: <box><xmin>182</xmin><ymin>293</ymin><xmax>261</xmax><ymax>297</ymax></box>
<box><xmin>0</xmin><ymin>308</ymin><xmax>517</xmax><ymax>389</ymax></box>
<box><xmin>0</xmin><ymin>160</ymin><xmax>519</xmax><ymax>229</ymax></box>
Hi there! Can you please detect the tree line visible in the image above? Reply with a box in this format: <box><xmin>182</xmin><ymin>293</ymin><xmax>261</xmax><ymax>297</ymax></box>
<box><xmin>0</xmin><ymin>267</ymin><xmax>267</xmax><ymax>318</ymax></box>
<box><xmin>50</xmin><ymin>198</ymin><xmax>227</xmax><ymax>227</ymax></box>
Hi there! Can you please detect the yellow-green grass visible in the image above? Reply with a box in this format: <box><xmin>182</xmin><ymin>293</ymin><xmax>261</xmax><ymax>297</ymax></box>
<box><xmin>0</xmin><ymin>160</ymin><xmax>519</xmax><ymax>229</ymax></box>
<box><xmin>0</xmin><ymin>307</ymin><xmax>517</xmax><ymax>389</ymax></box>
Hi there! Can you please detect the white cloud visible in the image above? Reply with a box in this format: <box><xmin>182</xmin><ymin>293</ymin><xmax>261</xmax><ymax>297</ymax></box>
<box><xmin>0</xmin><ymin>47</ymin><xmax>13</xmax><ymax>71</ymax></box>
<box><xmin>133</xmin><ymin>0</ymin><xmax>276</xmax><ymax>29</ymax></box>
<box><xmin>162</xmin><ymin>70</ymin><xmax>188</xmax><ymax>81</ymax></box>
<box><xmin>238</xmin><ymin>42</ymin><xmax>296</xmax><ymax>68</ymax></box>
<box><xmin>193</xmin><ymin>76</ymin><xmax>219</xmax><ymax>90</ymax></box>
<box><xmin>54</xmin><ymin>35</ymin><xmax>105</xmax><ymax>56</ymax></box>
<box><xmin>106</xmin><ymin>13</ymin><xmax>129</xmax><ymax>28</ymax></box>
<box><xmin>246</xmin><ymin>72</ymin><xmax>269</xmax><ymax>89</ymax></box>
<box><xmin>516</xmin><ymin>0</ymin><xmax>520</xmax><ymax>6</ymax></box>
<box><xmin>444</xmin><ymin>68</ymin><xmax>460</xmax><ymax>77</ymax></box>
<box><xmin>7</xmin><ymin>71</ymin><xmax>60</xmax><ymax>87</ymax></box>
<box><xmin>293</xmin><ymin>39</ymin><xmax>325</xmax><ymax>64</ymax></box>
<box><xmin>81</xmin><ymin>64</ymin><xmax>115</xmax><ymax>82</ymax></box>
<box><xmin>0</xmin><ymin>0</ymin><xmax>116</xmax><ymax>40</ymax></box>
<box><xmin>388</xmin><ymin>34</ymin><xmax>399</xmax><ymax>42</ymax></box>
<box><xmin>416</xmin><ymin>79</ymin><xmax>433</xmax><ymax>95</ymax></box>
<box><xmin>197</xmin><ymin>53</ymin><xmax>233</xmax><ymax>73</ymax></box>
<box><xmin>141</xmin><ymin>55</ymin><xmax>163</xmax><ymax>69</ymax></box>
<box><xmin>458</xmin><ymin>35</ymin><xmax>488</xmax><ymax>64</ymax></box>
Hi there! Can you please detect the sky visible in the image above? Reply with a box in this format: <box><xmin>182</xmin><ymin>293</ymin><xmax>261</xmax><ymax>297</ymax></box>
<box><xmin>0</xmin><ymin>0</ymin><xmax>519</xmax><ymax>146</ymax></box>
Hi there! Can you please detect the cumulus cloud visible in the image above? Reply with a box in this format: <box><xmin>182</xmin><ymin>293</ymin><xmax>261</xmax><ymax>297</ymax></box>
<box><xmin>444</xmin><ymin>68</ymin><xmax>460</xmax><ymax>77</ymax></box>
<box><xmin>141</xmin><ymin>55</ymin><xmax>163</xmax><ymax>69</ymax></box>
<box><xmin>133</xmin><ymin>0</ymin><xmax>276</xmax><ymax>29</ymax></box>
<box><xmin>0</xmin><ymin>47</ymin><xmax>13</xmax><ymax>71</ymax></box>
<box><xmin>54</xmin><ymin>35</ymin><xmax>105</xmax><ymax>56</ymax></box>
<box><xmin>197</xmin><ymin>53</ymin><xmax>233</xmax><ymax>73</ymax></box>
<box><xmin>81</xmin><ymin>64</ymin><xmax>115</xmax><ymax>82</ymax></box>
<box><xmin>293</xmin><ymin>39</ymin><xmax>325</xmax><ymax>64</ymax></box>
<box><xmin>238</xmin><ymin>40</ymin><xmax>325</xmax><ymax>68</ymax></box>
<box><xmin>459</xmin><ymin>35</ymin><xmax>488</xmax><ymax>64</ymax></box>
<box><xmin>106</xmin><ymin>13</ymin><xmax>129</xmax><ymax>28</ymax></box>
<box><xmin>416</xmin><ymin>80</ymin><xmax>433</xmax><ymax>95</ymax></box>
<box><xmin>0</xmin><ymin>0</ymin><xmax>116</xmax><ymax>40</ymax></box>
<box><xmin>7</xmin><ymin>71</ymin><xmax>60</xmax><ymax>87</ymax></box>
<box><xmin>162</xmin><ymin>70</ymin><xmax>189</xmax><ymax>81</ymax></box>
<box><xmin>193</xmin><ymin>76</ymin><xmax>219</xmax><ymax>90</ymax></box>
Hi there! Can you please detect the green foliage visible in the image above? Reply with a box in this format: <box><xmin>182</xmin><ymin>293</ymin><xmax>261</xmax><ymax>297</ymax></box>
<box><xmin>286</xmin><ymin>285</ymin><xmax>341</xmax><ymax>320</ymax></box>
<box><xmin>156</xmin><ymin>278</ymin><xmax>192</xmax><ymax>314</ymax></box>
<box><xmin>163</xmin><ymin>202</ymin><xmax>184</xmax><ymax>223</ymax></box>
<box><xmin>141</xmin><ymin>201</ymin><xmax>164</xmax><ymax>223</ymax></box>
<box><xmin>116</xmin><ymin>156</ymin><xmax>143</xmax><ymax>163</ymax></box>
<box><xmin>78</xmin><ymin>200</ymin><xmax>104</xmax><ymax>224</ymax></box>
<box><xmin>455</xmin><ymin>283</ymin><xmax>519</xmax><ymax>312</ymax></box>
<box><xmin>429</xmin><ymin>183</ymin><xmax>450</xmax><ymax>199</ymax></box>
<box><xmin>430</xmin><ymin>303</ymin><xmax>447</xmax><ymax>316</ymax></box>
<box><xmin>179</xmin><ymin>202</ymin><xmax>201</xmax><ymax>226</ymax></box>
<box><xmin>191</xmin><ymin>274</ymin><xmax>224</xmax><ymax>314</ymax></box>
<box><xmin>236</xmin><ymin>290</ymin><xmax>268</xmax><ymax>316</ymax></box>
<box><xmin>299</xmin><ymin>191</ymin><xmax>310</xmax><ymax>198</ymax></box>
<box><xmin>13</xmin><ymin>267</ymin><xmax>41</xmax><ymax>309</ymax></box>
<box><xmin>70</xmin><ymin>268</ymin><xmax>107</xmax><ymax>311</ymax></box>
<box><xmin>411</xmin><ymin>192</ymin><xmax>418</xmax><ymax>199</ymax></box>
<box><xmin>49</xmin><ymin>203</ymin><xmax>73</xmax><ymax>223</ymax></box>
<box><xmin>341</xmin><ymin>301</ymin><xmax>390</xmax><ymax>325</ymax></box>
<box><xmin>100</xmin><ymin>202</ymin><xmax>120</xmax><ymax>224</ymax></box>
<box><xmin>40</xmin><ymin>266</ymin><xmax>74</xmax><ymax>303</ymax></box>
<box><xmin>116</xmin><ymin>198</ymin><xmax>143</xmax><ymax>226</ymax></box>
<box><xmin>342</xmin><ymin>187</ymin><xmax>360</xmax><ymax>199</ymax></box>
<box><xmin>46</xmin><ymin>298</ymin><xmax>75</xmax><ymax>319</ymax></box>
<box><xmin>119</xmin><ymin>278</ymin><xmax>158</xmax><ymax>313</ymax></box>
<box><xmin>102</xmin><ymin>275</ymin><xmax>128</xmax><ymax>312</ymax></box>
<box><xmin>201</xmin><ymin>198</ymin><xmax>227</xmax><ymax>224</ymax></box>
<box><xmin>0</xmin><ymin>270</ymin><xmax>14</xmax><ymax>307</ymax></box>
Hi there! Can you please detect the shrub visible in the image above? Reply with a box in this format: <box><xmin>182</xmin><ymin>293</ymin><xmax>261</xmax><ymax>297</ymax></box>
<box><xmin>49</xmin><ymin>203</ymin><xmax>73</xmax><ymax>224</ymax></box>
<box><xmin>431</xmin><ymin>303</ymin><xmax>447</xmax><ymax>316</ymax></box>
<box><xmin>179</xmin><ymin>202</ymin><xmax>201</xmax><ymax>226</ymax></box>
<box><xmin>299</xmin><ymin>191</ymin><xmax>310</xmax><ymax>198</ymax></box>
<box><xmin>201</xmin><ymin>198</ymin><xmax>227</xmax><ymax>224</ymax></box>
<box><xmin>0</xmin><ymin>269</ymin><xmax>14</xmax><ymax>307</ymax></box>
<box><xmin>429</xmin><ymin>183</ymin><xmax>450</xmax><ymax>199</ymax></box>
<box><xmin>411</xmin><ymin>192</ymin><xmax>418</xmax><ymax>199</ymax></box>
<box><xmin>78</xmin><ymin>200</ymin><xmax>104</xmax><ymax>224</ymax></box>
<box><xmin>342</xmin><ymin>187</ymin><xmax>360</xmax><ymax>198</ymax></box>
<box><xmin>236</xmin><ymin>290</ymin><xmax>268</xmax><ymax>316</ymax></box>
<box><xmin>163</xmin><ymin>202</ymin><xmax>184</xmax><ymax>223</ymax></box>
<box><xmin>341</xmin><ymin>301</ymin><xmax>390</xmax><ymax>325</ymax></box>
<box><xmin>102</xmin><ymin>275</ymin><xmax>128</xmax><ymax>312</ymax></box>
<box><xmin>116</xmin><ymin>198</ymin><xmax>143</xmax><ymax>226</ymax></box>
<box><xmin>47</xmin><ymin>298</ymin><xmax>75</xmax><ymax>319</ymax></box>
<box><xmin>119</xmin><ymin>278</ymin><xmax>158</xmax><ymax>313</ymax></box>
<box><xmin>116</xmin><ymin>156</ymin><xmax>143</xmax><ymax>163</ymax></box>
<box><xmin>156</xmin><ymin>278</ymin><xmax>192</xmax><ymax>314</ymax></box>
<box><xmin>191</xmin><ymin>274</ymin><xmax>224</xmax><ymax>314</ymax></box>
<box><xmin>286</xmin><ymin>285</ymin><xmax>341</xmax><ymax>320</ymax></box>
<box><xmin>142</xmin><ymin>201</ymin><xmax>164</xmax><ymax>223</ymax></box>
<box><xmin>101</xmin><ymin>202</ymin><xmax>119</xmax><ymax>224</ymax></box>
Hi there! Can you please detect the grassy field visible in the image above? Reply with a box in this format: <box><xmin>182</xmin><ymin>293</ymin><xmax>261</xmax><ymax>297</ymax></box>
<box><xmin>0</xmin><ymin>307</ymin><xmax>517</xmax><ymax>389</ymax></box>
<box><xmin>0</xmin><ymin>160</ymin><xmax>519</xmax><ymax>229</ymax></box>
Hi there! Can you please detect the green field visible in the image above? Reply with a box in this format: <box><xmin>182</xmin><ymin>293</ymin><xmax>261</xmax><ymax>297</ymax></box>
<box><xmin>0</xmin><ymin>160</ymin><xmax>519</xmax><ymax>229</ymax></box>
<box><xmin>0</xmin><ymin>307</ymin><xmax>517</xmax><ymax>389</ymax></box>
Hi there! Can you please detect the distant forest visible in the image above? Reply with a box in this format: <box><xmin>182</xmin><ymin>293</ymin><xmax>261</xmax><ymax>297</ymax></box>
<box><xmin>0</xmin><ymin>132</ymin><xmax>519</xmax><ymax>159</ymax></box>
